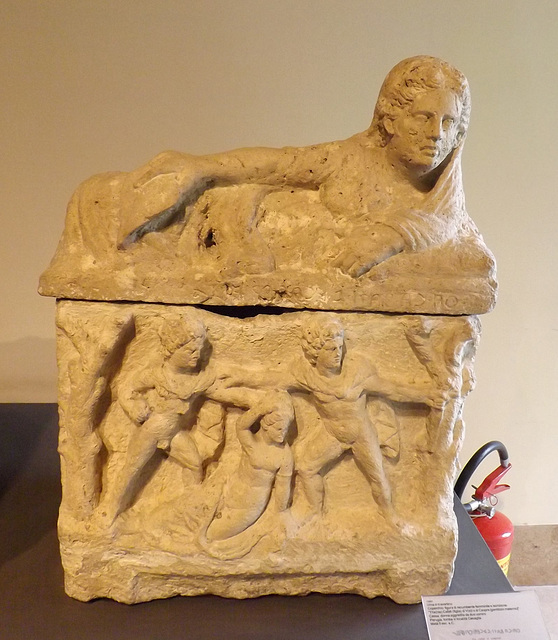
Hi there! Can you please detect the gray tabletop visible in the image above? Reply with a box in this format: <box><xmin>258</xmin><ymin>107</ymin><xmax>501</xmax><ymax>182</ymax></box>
<box><xmin>0</xmin><ymin>404</ymin><xmax>512</xmax><ymax>640</ymax></box>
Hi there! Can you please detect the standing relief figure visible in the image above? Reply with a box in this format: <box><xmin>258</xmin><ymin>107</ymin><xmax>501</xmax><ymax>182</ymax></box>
<box><xmin>403</xmin><ymin>316</ymin><xmax>479</xmax><ymax>452</ymax></box>
<box><xmin>56</xmin><ymin>308</ymin><xmax>135</xmax><ymax>516</ymax></box>
<box><xmin>291</xmin><ymin>317</ymin><xmax>443</xmax><ymax>522</ymax></box>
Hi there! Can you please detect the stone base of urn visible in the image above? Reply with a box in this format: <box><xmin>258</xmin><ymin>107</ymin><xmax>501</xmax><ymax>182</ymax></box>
<box><xmin>60</xmin><ymin>531</ymin><xmax>456</xmax><ymax>604</ymax></box>
<box><xmin>55</xmin><ymin>300</ymin><xmax>479</xmax><ymax>604</ymax></box>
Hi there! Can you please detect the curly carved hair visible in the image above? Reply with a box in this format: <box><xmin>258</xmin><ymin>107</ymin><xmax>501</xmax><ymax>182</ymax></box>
<box><xmin>300</xmin><ymin>316</ymin><xmax>344</xmax><ymax>365</ymax></box>
<box><xmin>158</xmin><ymin>317</ymin><xmax>206</xmax><ymax>358</ymax></box>
<box><xmin>370</xmin><ymin>55</ymin><xmax>471</xmax><ymax>147</ymax></box>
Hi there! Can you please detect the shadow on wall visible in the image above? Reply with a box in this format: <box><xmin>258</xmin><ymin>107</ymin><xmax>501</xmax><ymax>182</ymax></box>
<box><xmin>0</xmin><ymin>337</ymin><xmax>57</xmax><ymax>402</ymax></box>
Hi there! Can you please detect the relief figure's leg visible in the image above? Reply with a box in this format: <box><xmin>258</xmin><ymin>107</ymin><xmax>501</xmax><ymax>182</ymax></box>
<box><xmin>295</xmin><ymin>428</ymin><xmax>345</xmax><ymax>514</ymax></box>
<box><xmin>99</xmin><ymin>411</ymin><xmax>180</xmax><ymax>523</ymax></box>
<box><xmin>168</xmin><ymin>400</ymin><xmax>225</xmax><ymax>483</ymax></box>
<box><xmin>168</xmin><ymin>430</ymin><xmax>203</xmax><ymax>483</ymax></box>
<box><xmin>351</xmin><ymin>418</ymin><xmax>392</xmax><ymax>513</ymax></box>
<box><xmin>191</xmin><ymin>399</ymin><xmax>225</xmax><ymax>463</ymax></box>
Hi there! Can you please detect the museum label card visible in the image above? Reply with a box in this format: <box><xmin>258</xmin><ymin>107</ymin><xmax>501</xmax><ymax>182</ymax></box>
<box><xmin>422</xmin><ymin>590</ymin><xmax>549</xmax><ymax>640</ymax></box>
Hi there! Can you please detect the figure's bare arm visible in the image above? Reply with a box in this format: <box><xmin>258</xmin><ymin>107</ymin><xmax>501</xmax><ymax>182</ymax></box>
<box><xmin>118</xmin><ymin>374</ymin><xmax>153</xmax><ymax>424</ymax></box>
<box><xmin>116</xmin><ymin>332</ymin><xmax>162</xmax><ymax>422</ymax></box>
<box><xmin>207</xmin><ymin>385</ymin><xmax>263</xmax><ymax>409</ymax></box>
<box><xmin>211</xmin><ymin>362</ymin><xmax>299</xmax><ymax>393</ymax></box>
<box><xmin>234</xmin><ymin>404</ymin><xmax>263</xmax><ymax>449</ymax></box>
<box><xmin>274</xmin><ymin>449</ymin><xmax>294</xmax><ymax>511</ymax></box>
<box><xmin>363</xmin><ymin>369</ymin><xmax>444</xmax><ymax>407</ymax></box>
<box><xmin>166</xmin><ymin>142</ymin><xmax>335</xmax><ymax>190</ymax></box>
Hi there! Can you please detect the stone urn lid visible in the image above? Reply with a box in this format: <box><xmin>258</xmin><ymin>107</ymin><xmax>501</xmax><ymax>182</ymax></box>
<box><xmin>39</xmin><ymin>55</ymin><xmax>497</xmax><ymax>316</ymax></box>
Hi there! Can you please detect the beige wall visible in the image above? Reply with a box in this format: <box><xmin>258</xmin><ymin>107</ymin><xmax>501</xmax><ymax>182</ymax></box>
<box><xmin>2</xmin><ymin>1</ymin><xmax>557</xmax><ymax>525</ymax></box>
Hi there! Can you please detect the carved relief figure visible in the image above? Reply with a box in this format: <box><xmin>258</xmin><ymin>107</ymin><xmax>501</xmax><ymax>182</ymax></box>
<box><xmin>290</xmin><ymin>317</ymin><xmax>444</xmax><ymax>520</ymax></box>
<box><xmin>404</xmin><ymin>316</ymin><xmax>479</xmax><ymax>453</ymax></box>
<box><xmin>225</xmin><ymin>316</ymin><xmax>444</xmax><ymax>523</ymax></box>
<box><xmin>205</xmin><ymin>393</ymin><xmax>294</xmax><ymax>542</ymax></box>
<box><xmin>117</xmin><ymin>55</ymin><xmax>470</xmax><ymax>277</ymax></box>
<box><xmin>56</xmin><ymin>309</ymin><xmax>134</xmax><ymax>516</ymax></box>
<box><xmin>99</xmin><ymin>317</ymin><xmax>225</xmax><ymax>524</ymax></box>
<box><xmin>41</xmin><ymin>55</ymin><xmax>491</xmax><ymax>311</ymax></box>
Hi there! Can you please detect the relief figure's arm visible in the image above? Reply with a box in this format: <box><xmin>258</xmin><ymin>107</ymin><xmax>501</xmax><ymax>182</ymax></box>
<box><xmin>118</xmin><ymin>369</ymin><xmax>153</xmax><ymax>424</ymax></box>
<box><xmin>274</xmin><ymin>449</ymin><xmax>294</xmax><ymax>512</ymax></box>
<box><xmin>121</xmin><ymin>142</ymin><xmax>337</xmax><ymax>247</ymax></box>
<box><xmin>207</xmin><ymin>385</ymin><xmax>264</xmax><ymax>410</ymax></box>
<box><xmin>190</xmin><ymin>143</ymin><xmax>334</xmax><ymax>190</ymax></box>
<box><xmin>210</xmin><ymin>362</ymin><xmax>298</xmax><ymax>393</ymax></box>
<box><xmin>363</xmin><ymin>371</ymin><xmax>444</xmax><ymax>408</ymax></box>
<box><xmin>234</xmin><ymin>404</ymin><xmax>264</xmax><ymax>449</ymax></box>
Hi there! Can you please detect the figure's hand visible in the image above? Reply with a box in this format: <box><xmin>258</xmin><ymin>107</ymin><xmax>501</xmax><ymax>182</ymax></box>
<box><xmin>333</xmin><ymin>224</ymin><xmax>405</xmax><ymax>277</ymax></box>
<box><xmin>131</xmin><ymin>151</ymin><xmax>195</xmax><ymax>190</ymax></box>
<box><xmin>214</xmin><ymin>365</ymin><xmax>260</xmax><ymax>389</ymax></box>
<box><xmin>402</xmin><ymin>382</ymin><xmax>447</xmax><ymax>409</ymax></box>
<box><xmin>134</xmin><ymin>400</ymin><xmax>151</xmax><ymax>424</ymax></box>
<box><xmin>333</xmin><ymin>246</ymin><xmax>382</xmax><ymax>278</ymax></box>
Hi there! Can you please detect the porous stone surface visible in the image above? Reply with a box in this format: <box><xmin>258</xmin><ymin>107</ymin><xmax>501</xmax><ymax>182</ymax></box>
<box><xmin>40</xmin><ymin>55</ymin><xmax>498</xmax><ymax>604</ymax></box>
<box><xmin>39</xmin><ymin>56</ymin><xmax>496</xmax><ymax>315</ymax></box>
<box><xmin>56</xmin><ymin>301</ymin><xmax>479</xmax><ymax>604</ymax></box>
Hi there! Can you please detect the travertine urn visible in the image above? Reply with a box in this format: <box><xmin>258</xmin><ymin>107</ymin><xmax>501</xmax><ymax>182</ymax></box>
<box><xmin>39</xmin><ymin>55</ymin><xmax>496</xmax><ymax>604</ymax></box>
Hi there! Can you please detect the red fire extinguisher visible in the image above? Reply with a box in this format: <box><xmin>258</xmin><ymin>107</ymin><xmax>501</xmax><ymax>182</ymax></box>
<box><xmin>455</xmin><ymin>441</ymin><xmax>514</xmax><ymax>575</ymax></box>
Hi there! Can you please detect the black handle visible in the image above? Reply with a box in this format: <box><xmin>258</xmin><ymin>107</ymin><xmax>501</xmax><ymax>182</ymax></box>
<box><xmin>454</xmin><ymin>440</ymin><xmax>510</xmax><ymax>500</ymax></box>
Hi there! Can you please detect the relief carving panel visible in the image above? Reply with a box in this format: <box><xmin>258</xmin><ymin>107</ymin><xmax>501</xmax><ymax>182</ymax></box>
<box><xmin>56</xmin><ymin>301</ymin><xmax>479</xmax><ymax>603</ymax></box>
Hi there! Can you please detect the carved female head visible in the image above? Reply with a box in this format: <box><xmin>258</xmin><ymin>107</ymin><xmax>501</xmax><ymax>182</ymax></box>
<box><xmin>371</xmin><ymin>56</ymin><xmax>471</xmax><ymax>178</ymax></box>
